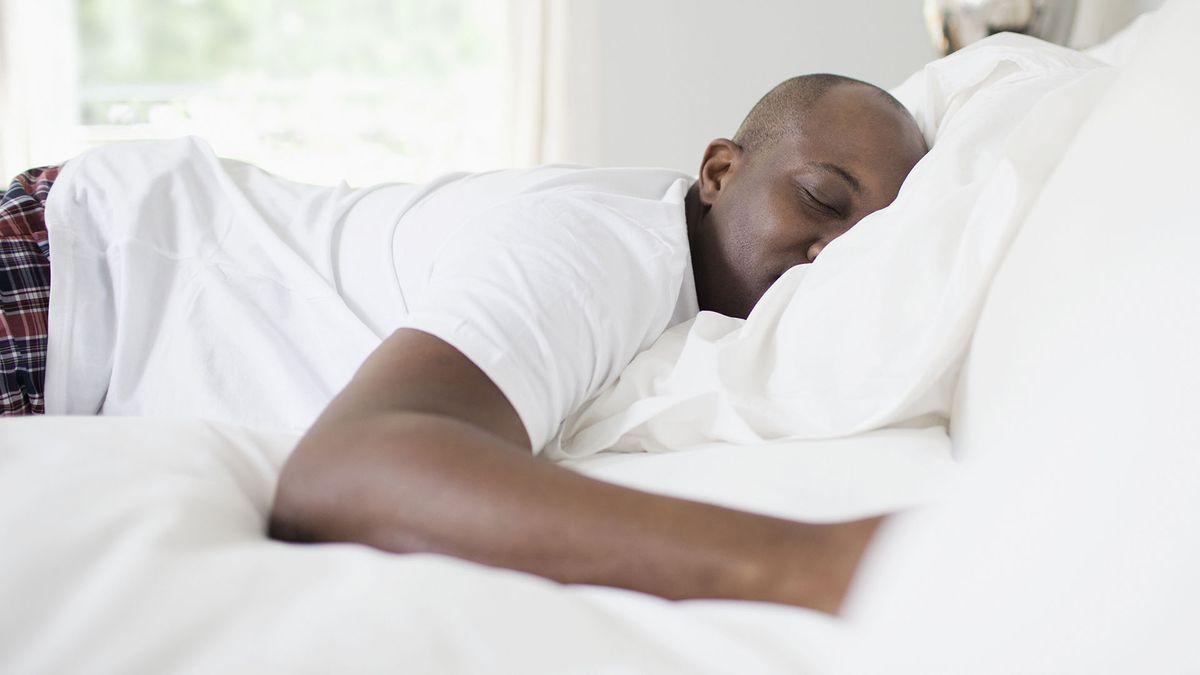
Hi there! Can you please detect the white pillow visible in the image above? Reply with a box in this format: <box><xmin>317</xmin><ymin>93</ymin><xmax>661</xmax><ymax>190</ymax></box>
<box><xmin>889</xmin><ymin>33</ymin><xmax>1106</xmax><ymax>148</ymax></box>
<box><xmin>556</xmin><ymin>33</ymin><xmax>1102</xmax><ymax>458</ymax></box>
<box><xmin>1084</xmin><ymin>4</ymin><xmax>1164</xmax><ymax>65</ymax></box>
<box><xmin>844</xmin><ymin>3</ymin><xmax>1200</xmax><ymax>672</ymax></box>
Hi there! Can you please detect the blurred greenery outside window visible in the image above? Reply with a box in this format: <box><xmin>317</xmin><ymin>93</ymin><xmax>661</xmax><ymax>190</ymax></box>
<box><xmin>77</xmin><ymin>0</ymin><xmax>508</xmax><ymax>185</ymax></box>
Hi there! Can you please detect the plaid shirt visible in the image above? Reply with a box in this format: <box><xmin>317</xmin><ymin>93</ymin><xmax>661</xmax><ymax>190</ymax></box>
<box><xmin>0</xmin><ymin>166</ymin><xmax>59</xmax><ymax>415</ymax></box>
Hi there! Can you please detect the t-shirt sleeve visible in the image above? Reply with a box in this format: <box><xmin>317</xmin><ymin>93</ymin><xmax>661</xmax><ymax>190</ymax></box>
<box><xmin>395</xmin><ymin>191</ymin><xmax>686</xmax><ymax>452</ymax></box>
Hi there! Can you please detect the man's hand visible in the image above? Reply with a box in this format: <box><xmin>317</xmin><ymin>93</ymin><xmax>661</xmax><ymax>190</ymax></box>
<box><xmin>269</xmin><ymin>329</ymin><xmax>881</xmax><ymax>613</ymax></box>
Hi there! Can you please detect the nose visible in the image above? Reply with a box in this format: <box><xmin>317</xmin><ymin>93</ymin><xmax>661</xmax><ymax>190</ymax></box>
<box><xmin>807</xmin><ymin>240</ymin><xmax>829</xmax><ymax>263</ymax></box>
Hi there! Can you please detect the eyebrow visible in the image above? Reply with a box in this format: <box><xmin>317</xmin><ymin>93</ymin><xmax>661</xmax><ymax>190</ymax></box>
<box><xmin>811</xmin><ymin>161</ymin><xmax>862</xmax><ymax>194</ymax></box>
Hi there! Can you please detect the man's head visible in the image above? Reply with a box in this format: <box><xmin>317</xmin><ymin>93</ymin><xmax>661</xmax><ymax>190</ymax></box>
<box><xmin>688</xmin><ymin>74</ymin><xmax>927</xmax><ymax>319</ymax></box>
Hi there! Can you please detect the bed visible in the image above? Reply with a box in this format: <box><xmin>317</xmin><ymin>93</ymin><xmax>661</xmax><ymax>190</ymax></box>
<box><xmin>3</xmin><ymin>3</ymin><xmax>1198</xmax><ymax>673</ymax></box>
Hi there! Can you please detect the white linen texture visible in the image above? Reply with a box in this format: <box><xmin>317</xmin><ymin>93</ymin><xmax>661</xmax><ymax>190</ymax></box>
<box><xmin>4</xmin><ymin>13</ymin><xmax>1187</xmax><ymax>674</ymax></box>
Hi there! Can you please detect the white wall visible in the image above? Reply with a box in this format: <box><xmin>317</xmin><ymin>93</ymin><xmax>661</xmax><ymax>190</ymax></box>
<box><xmin>559</xmin><ymin>0</ymin><xmax>932</xmax><ymax>173</ymax></box>
<box><xmin>554</xmin><ymin>0</ymin><xmax>1164</xmax><ymax>174</ymax></box>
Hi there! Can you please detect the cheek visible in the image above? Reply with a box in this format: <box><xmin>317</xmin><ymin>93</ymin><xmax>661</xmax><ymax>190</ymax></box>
<box><xmin>731</xmin><ymin>189</ymin><xmax>793</xmax><ymax>240</ymax></box>
<box><xmin>762</xmin><ymin>200</ymin><xmax>814</xmax><ymax>250</ymax></box>
<box><xmin>712</xmin><ymin>188</ymin><xmax>768</xmax><ymax>247</ymax></box>
<box><xmin>715</xmin><ymin>183</ymin><xmax>808</xmax><ymax>269</ymax></box>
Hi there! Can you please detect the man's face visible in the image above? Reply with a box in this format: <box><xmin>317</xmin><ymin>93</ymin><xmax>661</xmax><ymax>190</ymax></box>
<box><xmin>695</xmin><ymin>85</ymin><xmax>926</xmax><ymax>318</ymax></box>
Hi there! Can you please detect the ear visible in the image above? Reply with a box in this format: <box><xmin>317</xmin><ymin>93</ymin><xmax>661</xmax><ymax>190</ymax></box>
<box><xmin>697</xmin><ymin>138</ymin><xmax>744</xmax><ymax>207</ymax></box>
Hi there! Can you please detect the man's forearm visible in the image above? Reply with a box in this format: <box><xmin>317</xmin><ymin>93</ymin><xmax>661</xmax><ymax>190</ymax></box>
<box><xmin>270</xmin><ymin>410</ymin><xmax>882</xmax><ymax>612</ymax></box>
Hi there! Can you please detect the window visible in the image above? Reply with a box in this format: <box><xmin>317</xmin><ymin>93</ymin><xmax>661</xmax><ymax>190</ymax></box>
<box><xmin>68</xmin><ymin>0</ymin><xmax>510</xmax><ymax>185</ymax></box>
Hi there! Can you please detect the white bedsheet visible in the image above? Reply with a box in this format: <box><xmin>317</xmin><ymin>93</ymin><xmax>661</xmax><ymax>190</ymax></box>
<box><xmin>0</xmin><ymin>20</ymin><xmax>1172</xmax><ymax>675</ymax></box>
<box><xmin>0</xmin><ymin>416</ymin><xmax>846</xmax><ymax>674</ymax></box>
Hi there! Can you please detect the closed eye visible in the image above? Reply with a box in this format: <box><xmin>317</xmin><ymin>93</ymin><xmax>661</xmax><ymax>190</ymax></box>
<box><xmin>795</xmin><ymin>184</ymin><xmax>841</xmax><ymax>218</ymax></box>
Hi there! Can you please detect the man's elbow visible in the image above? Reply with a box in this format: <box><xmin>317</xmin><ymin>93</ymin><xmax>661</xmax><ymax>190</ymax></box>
<box><xmin>267</xmin><ymin>461</ymin><xmax>328</xmax><ymax>544</ymax></box>
<box><xmin>267</xmin><ymin>433</ymin><xmax>372</xmax><ymax>547</ymax></box>
<box><xmin>267</xmin><ymin>510</ymin><xmax>310</xmax><ymax>543</ymax></box>
<box><xmin>266</xmin><ymin>416</ymin><xmax>446</xmax><ymax>552</ymax></box>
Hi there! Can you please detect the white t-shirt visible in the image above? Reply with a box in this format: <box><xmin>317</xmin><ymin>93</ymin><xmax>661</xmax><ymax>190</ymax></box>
<box><xmin>43</xmin><ymin>137</ymin><xmax>698</xmax><ymax>450</ymax></box>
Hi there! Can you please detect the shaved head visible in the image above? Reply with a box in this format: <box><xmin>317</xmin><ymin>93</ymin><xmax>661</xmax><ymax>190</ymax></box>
<box><xmin>733</xmin><ymin>74</ymin><xmax>924</xmax><ymax>155</ymax></box>
<box><xmin>687</xmin><ymin>73</ymin><xmax>929</xmax><ymax>318</ymax></box>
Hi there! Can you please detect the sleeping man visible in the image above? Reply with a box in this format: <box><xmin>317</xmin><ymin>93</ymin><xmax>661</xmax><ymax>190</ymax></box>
<box><xmin>1</xmin><ymin>73</ymin><xmax>926</xmax><ymax>612</ymax></box>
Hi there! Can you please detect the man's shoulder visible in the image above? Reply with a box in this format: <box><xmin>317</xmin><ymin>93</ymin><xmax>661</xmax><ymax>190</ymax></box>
<box><xmin>517</xmin><ymin>166</ymin><xmax>693</xmax><ymax>202</ymax></box>
<box><xmin>444</xmin><ymin>171</ymin><xmax>691</xmax><ymax>263</ymax></box>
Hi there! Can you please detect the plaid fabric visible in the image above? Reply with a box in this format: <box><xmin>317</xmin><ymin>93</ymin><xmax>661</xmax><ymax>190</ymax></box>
<box><xmin>0</xmin><ymin>165</ymin><xmax>59</xmax><ymax>415</ymax></box>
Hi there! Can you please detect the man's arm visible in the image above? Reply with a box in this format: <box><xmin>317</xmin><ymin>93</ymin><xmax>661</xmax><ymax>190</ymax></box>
<box><xmin>269</xmin><ymin>328</ymin><xmax>881</xmax><ymax>613</ymax></box>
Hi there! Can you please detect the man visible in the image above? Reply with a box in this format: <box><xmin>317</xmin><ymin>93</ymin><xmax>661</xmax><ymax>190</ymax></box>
<box><xmin>269</xmin><ymin>74</ymin><xmax>927</xmax><ymax>612</ymax></box>
<box><xmin>1</xmin><ymin>74</ymin><xmax>926</xmax><ymax>611</ymax></box>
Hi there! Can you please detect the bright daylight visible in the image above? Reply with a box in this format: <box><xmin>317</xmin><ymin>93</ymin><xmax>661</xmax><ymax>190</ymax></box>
<box><xmin>1</xmin><ymin>1</ymin><xmax>1195</xmax><ymax>673</ymax></box>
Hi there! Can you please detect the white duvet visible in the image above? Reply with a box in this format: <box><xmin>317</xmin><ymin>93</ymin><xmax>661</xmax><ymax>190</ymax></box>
<box><xmin>0</xmin><ymin>13</ymin><xmax>1177</xmax><ymax>674</ymax></box>
<box><xmin>0</xmin><ymin>416</ymin><xmax>862</xmax><ymax>674</ymax></box>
